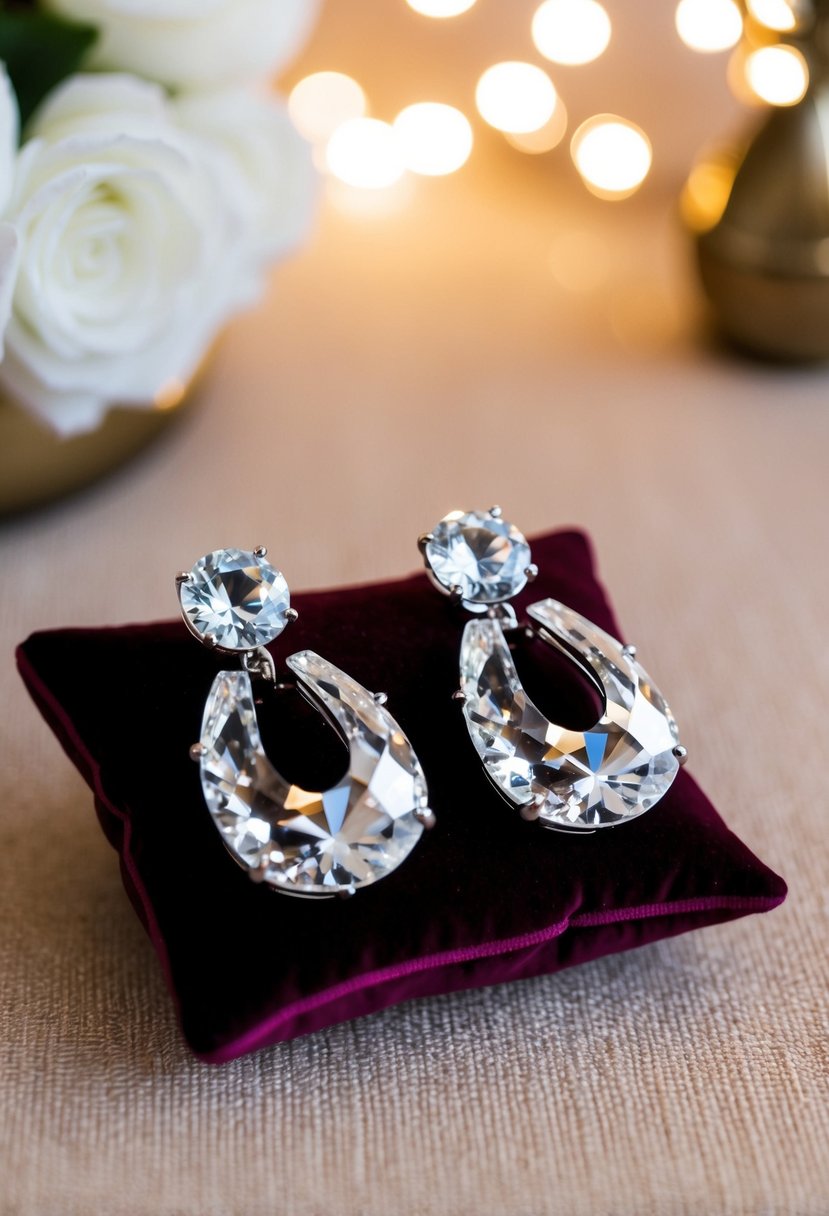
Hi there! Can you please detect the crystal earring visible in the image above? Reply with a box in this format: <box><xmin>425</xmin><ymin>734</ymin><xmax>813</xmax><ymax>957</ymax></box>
<box><xmin>177</xmin><ymin>547</ymin><xmax>434</xmax><ymax>897</ymax></box>
<box><xmin>418</xmin><ymin>510</ymin><xmax>687</xmax><ymax>832</ymax></box>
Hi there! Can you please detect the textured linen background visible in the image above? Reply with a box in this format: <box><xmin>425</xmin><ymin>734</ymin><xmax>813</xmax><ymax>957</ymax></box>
<box><xmin>1</xmin><ymin>2</ymin><xmax>827</xmax><ymax>1212</ymax></box>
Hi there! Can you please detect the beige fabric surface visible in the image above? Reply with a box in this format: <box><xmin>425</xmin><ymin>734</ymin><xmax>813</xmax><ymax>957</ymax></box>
<box><xmin>1</xmin><ymin>20</ymin><xmax>828</xmax><ymax>1211</ymax></box>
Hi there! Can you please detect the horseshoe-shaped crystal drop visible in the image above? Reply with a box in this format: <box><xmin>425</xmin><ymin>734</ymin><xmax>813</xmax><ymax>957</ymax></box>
<box><xmin>198</xmin><ymin>650</ymin><xmax>428</xmax><ymax>896</ymax></box>
<box><xmin>460</xmin><ymin>598</ymin><xmax>681</xmax><ymax>830</ymax></box>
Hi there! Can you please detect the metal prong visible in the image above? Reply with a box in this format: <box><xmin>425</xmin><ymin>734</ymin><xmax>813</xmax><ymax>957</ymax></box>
<box><xmin>373</xmin><ymin>691</ymin><xmax>388</xmax><ymax>706</ymax></box>
<box><xmin>243</xmin><ymin>646</ymin><xmax>277</xmax><ymax>684</ymax></box>
<box><xmin>253</xmin><ymin>545</ymin><xmax>267</xmax><ymax>558</ymax></box>
<box><xmin>449</xmin><ymin>585</ymin><xmax>464</xmax><ymax>605</ymax></box>
<box><xmin>673</xmin><ymin>744</ymin><xmax>688</xmax><ymax>766</ymax></box>
<box><xmin>622</xmin><ymin>644</ymin><xmax>637</xmax><ymax>660</ymax></box>
<box><xmin>189</xmin><ymin>742</ymin><xmax>204</xmax><ymax>762</ymax></box>
<box><xmin>284</xmin><ymin>607</ymin><xmax>299</xmax><ymax>624</ymax></box>
<box><xmin>249</xmin><ymin>856</ymin><xmax>271</xmax><ymax>884</ymax></box>
<box><xmin>520</xmin><ymin>796</ymin><xmax>545</xmax><ymax>822</ymax></box>
<box><xmin>175</xmin><ymin>571</ymin><xmax>192</xmax><ymax>587</ymax></box>
<box><xmin>204</xmin><ymin>633</ymin><xmax>218</xmax><ymax>649</ymax></box>
<box><xmin>489</xmin><ymin>505</ymin><xmax>502</xmax><ymax>518</ymax></box>
<box><xmin>452</xmin><ymin>689</ymin><xmax>466</xmax><ymax>702</ymax></box>
<box><xmin>338</xmin><ymin>887</ymin><xmax>356</xmax><ymax>900</ymax></box>
<box><xmin>524</xmin><ymin>563</ymin><xmax>538</xmax><ymax>582</ymax></box>
<box><xmin>417</xmin><ymin>532</ymin><xmax>434</xmax><ymax>555</ymax></box>
<box><xmin>415</xmin><ymin>806</ymin><xmax>437</xmax><ymax>830</ymax></box>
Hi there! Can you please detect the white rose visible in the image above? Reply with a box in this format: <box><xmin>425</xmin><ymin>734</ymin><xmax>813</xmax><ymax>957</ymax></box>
<box><xmin>0</xmin><ymin>74</ymin><xmax>263</xmax><ymax>435</ymax></box>
<box><xmin>174</xmin><ymin>88</ymin><xmax>316</xmax><ymax>267</ymax></box>
<box><xmin>0</xmin><ymin>65</ymin><xmax>21</xmax><ymax>362</ymax></box>
<box><xmin>43</xmin><ymin>0</ymin><xmax>319</xmax><ymax>90</ymax></box>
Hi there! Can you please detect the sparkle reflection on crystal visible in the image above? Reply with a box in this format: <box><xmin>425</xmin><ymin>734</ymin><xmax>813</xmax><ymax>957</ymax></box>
<box><xmin>425</xmin><ymin>510</ymin><xmax>532</xmax><ymax>606</ymax></box>
<box><xmin>198</xmin><ymin>652</ymin><xmax>427</xmax><ymax>896</ymax></box>
<box><xmin>180</xmin><ymin>548</ymin><xmax>290</xmax><ymax>651</ymax></box>
<box><xmin>460</xmin><ymin>598</ymin><xmax>680</xmax><ymax>829</ymax></box>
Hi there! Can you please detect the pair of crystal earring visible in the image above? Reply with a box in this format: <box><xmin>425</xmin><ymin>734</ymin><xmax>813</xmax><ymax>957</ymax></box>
<box><xmin>177</xmin><ymin>508</ymin><xmax>686</xmax><ymax>900</ymax></box>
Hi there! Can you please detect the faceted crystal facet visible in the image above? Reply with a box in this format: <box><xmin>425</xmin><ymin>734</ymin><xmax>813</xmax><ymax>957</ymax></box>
<box><xmin>425</xmin><ymin>510</ymin><xmax>532</xmax><ymax>606</ymax></box>
<box><xmin>460</xmin><ymin>598</ymin><xmax>680</xmax><ymax>829</ymax></box>
<box><xmin>198</xmin><ymin>651</ymin><xmax>428</xmax><ymax>896</ymax></box>
<box><xmin>180</xmin><ymin>548</ymin><xmax>290</xmax><ymax>651</ymax></box>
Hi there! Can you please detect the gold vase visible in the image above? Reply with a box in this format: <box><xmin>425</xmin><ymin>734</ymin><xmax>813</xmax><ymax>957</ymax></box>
<box><xmin>0</xmin><ymin>382</ymin><xmax>196</xmax><ymax>517</ymax></box>
<box><xmin>685</xmin><ymin>4</ymin><xmax>829</xmax><ymax>360</ymax></box>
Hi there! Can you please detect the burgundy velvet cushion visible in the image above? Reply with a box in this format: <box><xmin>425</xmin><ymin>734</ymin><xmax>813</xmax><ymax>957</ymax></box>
<box><xmin>16</xmin><ymin>530</ymin><xmax>786</xmax><ymax>1062</ymax></box>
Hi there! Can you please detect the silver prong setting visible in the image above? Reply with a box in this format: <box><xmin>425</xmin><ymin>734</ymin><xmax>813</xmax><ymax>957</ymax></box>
<box><xmin>415</xmin><ymin>806</ymin><xmax>437</xmax><ymax>829</ymax></box>
<box><xmin>189</xmin><ymin>742</ymin><xmax>205</xmax><ymax>762</ymax></box>
<box><xmin>622</xmin><ymin>644</ymin><xmax>638</xmax><ymax>661</ymax></box>
<box><xmin>253</xmin><ymin>545</ymin><xmax>268</xmax><ymax>558</ymax></box>
<box><xmin>673</xmin><ymin>744</ymin><xmax>688</xmax><ymax>766</ymax></box>
<box><xmin>524</xmin><ymin>563</ymin><xmax>538</xmax><ymax>582</ymax></box>
<box><xmin>284</xmin><ymin>607</ymin><xmax>299</xmax><ymax>624</ymax></box>
<box><xmin>249</xmin><ymin>855</ymin><xmax>272</xmax><ymax>884</ymax></box>
<box><xmin>243</xmin><ymin>646</ymin><xmax>277</xmax><ymax>684</ymax></box>
<box><xmin>175</xmin><ymin>571</ymin><xmax>192</xmax><ymax>587</ymax></box>
<box><xmin>520</xmin><ymin>795</ymin><xmax>545</xmax><ymax>822</ymax></box>
<box><xmin>417</xmin><ymin>532</ymin><xmax>434</xmax><ymax>555</ymax></box>
<box><xmin>489</xmin><ymin>505</ymin><xmax>502</xmax><ymax>518</ymax></box>
<box><xmin>373</xmin><ymin>691</ymin><xmax>388</xmax><ymax>705</ymax></box>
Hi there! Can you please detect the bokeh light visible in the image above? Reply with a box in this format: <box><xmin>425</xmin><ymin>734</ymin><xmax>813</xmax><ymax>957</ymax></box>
<box><xmin>154</xmin><ymin>378</ymin><xmax>187</xmax><ymax>411</ymax></box>
<box><xmin>288</xmin><ymin>72</ymin><xmax>367</xmax><ymax>145</ymax></box>
<box><xmin>393</xmin><ymin>103</ymin><xmax>473</xmax><ymax>175</ymax></box>
<box><xmin>406</xmin><ymin>0</ymin><xmax>476</xmax><ymax>15</ymax></box>
<box><xmin>745</xmin><ymin>0</ymin><xmax>797</xmax><ymax>31</ymax></box>
<box><xmin>505</xmin><ymin>102</ymin><xmax>568</xmax><ymax>154</ymax></box>
<box><xmin>326</xmin><ymin>118</ymin><xmax>405</xmax><ymax>189</ymax></box>
<box><xmin>531</xmin><ymin>0</ymin><xmax>611</xmax><ymax>66</ymax></box>
<box><xmin>476</xmin><ymin>62</ymin><xmax>558</xmax><ymax>134</ymax></box>
<box><xmin>745</xmin><ymin>43</ymin><xmax>808</xmax><ymax>104</ymax></box>
<box><xmin>675</xmin><ymin>0</ymin><xmax>743</xmax><ymax>52</ymax></box>
<box><xmin>680</xmin><ymin>155</ymin><xmax>737</xmax><ymax>231</ymax></box>
<box><xmin>571</xmin><ymin>116</ymin><xmax>652</xmax><ymax>199</ymax></box>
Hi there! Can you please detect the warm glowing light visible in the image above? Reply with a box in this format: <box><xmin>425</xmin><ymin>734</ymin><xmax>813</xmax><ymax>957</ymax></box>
<box><xmin>505</xmin><ymin>101</ymin><xmax>568</xmax><ymax>154</ymax></box>
<box><xmin>288</xmin><ymin>72</ymin><xmax>367</xmax><ymax>145</ymax></box>
<box><xmin>571</xmin><ymin>116</ymin><xmax>652</xmax><ymax>199</ymax></box>
<box><xmin>392</xmin><ymin>103</ymin><xmax>473</xmax><ymax>175</ymax></box>
<box><xmin>675</xmin><ymin>0</ymin><xmax>742</xmax><ymax>52</ymax></box>
<box><xmin>745</xmin><ymin>44</ymin><xmax>808</xmax><ymax>105</ymax></box>
<box><xmin>327</xmin><ymin>177</ymin><xmax>413</xmax><ymax>217</ymax></box>
<box><xmin>680</xmin><ymin>156</ymin><xmax>737</xmax><ymax>231</ymax></box>
<box><xmin>531</xmin><ymin>0</ymin><xmax>611</xmax><ymax>66</ymax></box>
<box><xmin>326</xmin><ymin>118</ymin><xmax>405</xmax><ymax>189</ymax></box>
<box><xmin>476</xmin><ymin>62</ymin><xmax>557</xmax><ymax>135</ymax></box>
<box><xmin>154</xmin><ymin>378</ymin><xmax>186</xmax><ymax>410</ymax></box>
<box><xmin>746</xmin><ymin>0</ymin><xmax>797</xmax><ymax>31</ymax></box>
<box><xmin>406</xmin><ymin>0</ymin><xmax>476</xmax><ymax>15</ymax></box>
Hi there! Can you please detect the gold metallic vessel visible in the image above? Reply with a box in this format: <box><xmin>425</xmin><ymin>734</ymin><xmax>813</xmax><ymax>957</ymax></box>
<box><xmin>0</xmin><ymin>388</ymin><xmax>192</xmax><ymax>516</ymax></box>
<box><xmin>686</xmin><ymin>1</ymin><xmax>829</xmax><ymax>359</ymax></box>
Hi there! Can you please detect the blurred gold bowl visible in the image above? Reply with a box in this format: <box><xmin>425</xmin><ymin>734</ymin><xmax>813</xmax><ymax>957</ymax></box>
<box><xmin>685</xmin><ymin>90</ymin><xmax>829</xmax><ymax>361</ymax></box>
<box><xmin>0</xmin><ymin>391</ymin><xmax>191</xmax><ymax>516</ymax></box>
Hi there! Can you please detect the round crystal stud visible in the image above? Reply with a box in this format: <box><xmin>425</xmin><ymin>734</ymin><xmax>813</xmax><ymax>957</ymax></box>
<box><xmin>179</xmin><ymin>548</ymin><xmax>291</xmax><ymax>651</ymax></box>
<box><xmin>424</xmin><ymin>509</ymin><xmax>532</xmax><ymax>606</ymax></box>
